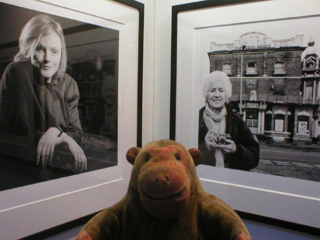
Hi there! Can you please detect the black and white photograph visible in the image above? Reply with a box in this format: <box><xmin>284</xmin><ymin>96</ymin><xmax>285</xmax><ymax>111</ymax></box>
<box><xmin>0</xmin><ymin>2</ymin><xmax>119</xmax><ymax>191</ymax></box>
<box><xmin>196</xmin><ymin>16</ymin><xmax>320</xmax><ymax>182</ymax></box>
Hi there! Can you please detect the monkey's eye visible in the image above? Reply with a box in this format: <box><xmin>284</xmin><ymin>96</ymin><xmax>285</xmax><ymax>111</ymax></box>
<box><xmin>145</xmin><ymin>154</ymin><xmax>151</xmax><ymax>162</ymax></box>
<box><xmin>175</xmin><ymin>153</ymin><xmax>181</xmax><ymax>160</ymax></box>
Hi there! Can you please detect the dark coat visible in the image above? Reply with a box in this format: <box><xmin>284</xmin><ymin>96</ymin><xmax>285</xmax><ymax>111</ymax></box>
<box><xmin>0</xmin><ymin>61</ymin><xmax>82</xmax><ymax>143</ymax></box>
<box><xmin>198</xmin><ymin>105</ymin><xmax>259</xmax><ymax>171</ymax></box>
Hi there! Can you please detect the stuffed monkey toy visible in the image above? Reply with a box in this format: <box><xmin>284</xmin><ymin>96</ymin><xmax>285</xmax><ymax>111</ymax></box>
<box><xmin>76</xmin><ymin>140</ymin><xmax>251</xmax><ymax>240</ymax></box>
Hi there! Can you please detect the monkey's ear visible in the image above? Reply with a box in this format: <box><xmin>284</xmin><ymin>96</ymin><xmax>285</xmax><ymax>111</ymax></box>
<box><xmin>188</xmin><ymin>148</ymin><xmax>202</xmax><ymax>166</ymax></box>
<box><xmin>126</xmin><ymin>147</ymin><xmax>141</xmax><ymax>165</ymax></box>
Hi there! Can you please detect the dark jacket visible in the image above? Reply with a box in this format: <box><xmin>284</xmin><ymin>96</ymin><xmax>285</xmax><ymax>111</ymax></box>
<box><xmin>0</xmin><ymin>61</ymin><xmax>83</xmax><ymax>143</ymax></box>
<box><xmin>198</xmin><ymin>105</ymin><xmax>259</xmax><ymax>171</ymax></box>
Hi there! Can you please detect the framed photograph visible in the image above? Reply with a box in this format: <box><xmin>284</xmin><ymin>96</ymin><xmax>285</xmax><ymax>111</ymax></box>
<box><xmin>0</xmin><ymin>0</ymin><xmax>143</xmax><ymax>239</ymax></box>
<box><xmin>171</xmin><ymin>0</ymin><xmax>320</xmax><ymax>231</ymax></box>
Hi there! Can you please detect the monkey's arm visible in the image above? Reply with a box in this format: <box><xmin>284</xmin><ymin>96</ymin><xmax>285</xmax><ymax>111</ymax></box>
<box><xmin>75</xmin><ymin>199</ymin><xmax>125</xmax><ymax>240</ymax></box>
<box><xmin>201</xmin><ymin>195</ymin><xmax>251</xmax><ymax>240</ymax></box>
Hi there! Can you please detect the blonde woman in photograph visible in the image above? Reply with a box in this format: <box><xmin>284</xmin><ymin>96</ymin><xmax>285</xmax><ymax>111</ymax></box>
<box><xmin>0</xmin><ymin>14</ymin><xmax>87</xmax><ymax>172</ymax></box>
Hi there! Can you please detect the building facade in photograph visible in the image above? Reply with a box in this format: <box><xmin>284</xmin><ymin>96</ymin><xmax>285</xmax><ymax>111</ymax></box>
<box><xmin>208</xmin><ymin>32</ymin><xmax>320</xmax><ymax>143</ymax></box>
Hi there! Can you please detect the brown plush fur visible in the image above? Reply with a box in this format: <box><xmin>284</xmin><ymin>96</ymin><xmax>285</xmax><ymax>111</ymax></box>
<box><xmin>76</xmin><ymin>140</ymin><xmax>251</xmax><ymax>240</ymax></box>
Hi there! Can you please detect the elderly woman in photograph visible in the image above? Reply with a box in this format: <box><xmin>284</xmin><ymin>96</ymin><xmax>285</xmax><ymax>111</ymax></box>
<box><xmin>0</xmin><ymin>14</ymin><xmax>87</xmax><ymax>171</ymax></box>
<box><xmin>198</xmin><ymin>70</ymin><xmax>259</xmax><ymax>171</ymax></box>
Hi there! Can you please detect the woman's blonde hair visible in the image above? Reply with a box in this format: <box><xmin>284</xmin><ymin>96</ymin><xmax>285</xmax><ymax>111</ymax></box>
<box><xmin>203</xmin><ymin>70</ymin><xmax>233</xmax><ymax>100</ymax></box>
<box><xmin>14</xmin><ymin>14</ymin><xmax>67</xmax><ymax>79</ymax></box>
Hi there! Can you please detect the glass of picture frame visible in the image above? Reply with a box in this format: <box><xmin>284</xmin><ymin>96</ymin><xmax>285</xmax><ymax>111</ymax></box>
<box><xmin>0</xmin><ymin>0</ymin><xmax>143</xmax><ymax>239</ymax></box>
<box><xmin>171</xmin><ymin>0</ymin><xmax>320</xmax><ymax>231</ymax></box>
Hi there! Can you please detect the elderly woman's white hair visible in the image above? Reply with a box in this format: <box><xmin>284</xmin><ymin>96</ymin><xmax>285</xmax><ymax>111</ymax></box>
<box><xmin>203</xmin><ymin>70</ymin><xmax>233</xmax><ymax>101</ymax></box>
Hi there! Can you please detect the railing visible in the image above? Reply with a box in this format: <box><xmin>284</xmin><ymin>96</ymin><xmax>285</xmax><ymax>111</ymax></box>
<box><xmin>231</xmin><ymin>94</ymin><xmax>319</xmax><ymax>104</ymax></box>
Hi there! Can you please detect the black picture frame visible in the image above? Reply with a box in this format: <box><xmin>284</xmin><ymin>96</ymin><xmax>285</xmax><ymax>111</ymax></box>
<box><xmin>115</xmin><ymin>0</ymin><xmax>144</xmax><ymax>148</ymax></box>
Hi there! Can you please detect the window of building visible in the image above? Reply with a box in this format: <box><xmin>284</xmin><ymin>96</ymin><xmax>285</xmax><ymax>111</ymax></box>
<box><xmin>274</xmin><ymin>114</ymin><xmax>285</xmax><ymax>132</ymax></box>
<box><xmin>273</xmin><ymin>62</ymin><xmax>286</xmax><ymax>75</ymax></box>
<box><xmin>246</xmin><ymin>62</ymin><xmax>258</xmax><ymax>75</ymax></box>
<box><xmin>247</xmin><ymin>119</ymin><xmax>258</xmax><ymax>128</ymax></box>
<box><xmin>246</xmin><ymin>110</ymin><xmax>258</xmax><ymax>128</ymax></box>
<box><xmin>297</xmin><ymin>115</ymin><xmax>309</xmax><ymax>134</ymax></box>
<box><xmin>222</xmin><ymin>64</ymin><xmax>231</xmax><ymax>75</ymax></box>
<box><xmin>304</xmin><ymin>81</ymin><xmax>314</xmax><ymax>103</ymax></box>
<box><xmin>305</xmin><ymin>87</ymin><xmax>313</xmax><ymax>100</ymax></box>
<box><xmin>274</xmin><ymin>119</ymin><xmax>284</xmax><ymax>132</ymax></box>
<box><xmin>305</xmin><ymin>55</ymin><xmax>317</xmax><ymax>69</ymax></box>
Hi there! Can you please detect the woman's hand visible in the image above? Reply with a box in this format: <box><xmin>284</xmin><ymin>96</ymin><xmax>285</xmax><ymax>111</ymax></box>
<box><xmin>218</xmin><ymin>139</ymin><xmax>237</xmax><ymax>153</ymax></box>
<box><xmin>37</xmin><ymin>127</ymin><xmax>87</xmax><ymax>172</ymax></box>
<box><xmin>205</xmin><ymin>130</ymin><xmax>236</xmax><ymax>153</ymax></box>
<box><xmin>205</xmin><ymin>130</ymin><xmax>218</xmax><ymax>151</ymax></box>
<box><xmin>64</xmin><ymin>135</ymin><xmax>87</xmax><ymax>172</ymax></box>
<box><xmin>36</xmin><ymin>127</ymin><xmax>60</xmax><ymax>167</ymax></box>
